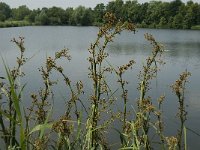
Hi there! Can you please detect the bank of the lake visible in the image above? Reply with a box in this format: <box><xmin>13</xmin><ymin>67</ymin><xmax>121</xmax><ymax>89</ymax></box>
<box><xmin>1</xmin><ymin>22</ymin><xmax>200</xmax><ymax>31</ymax></box>
<box><xmin>1</xmin><ymin>0</ymin><xmax>200</xmax><ymax>29</ymax></box>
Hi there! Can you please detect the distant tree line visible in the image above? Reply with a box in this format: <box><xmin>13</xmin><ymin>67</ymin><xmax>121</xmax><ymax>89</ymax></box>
<box><xmin>0</xmin><ymin>0</ymin><xmax>200</xmax><ymax>29</ymax></box>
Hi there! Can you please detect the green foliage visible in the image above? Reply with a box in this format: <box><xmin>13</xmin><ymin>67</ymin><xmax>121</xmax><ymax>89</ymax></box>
<box><xmin>35</xmin><ymin>10</ymin><xmax>49</xmax><ymax>25</ymax></box>
<box><xmin>11</xmin><ymin>5</ymin><xmax>31</xmax><ymax>21</ymax></box>
<box><xmin>169</xmin><ymin>0</ymin><xmax>183</xmax><ymax>17</ymax></box>
<box><xmin>106</xmin><ymin>0</ymin><xmax>124</xmax><ymax>19</ymax></box>
<box><xmin>1</xmin><ymin>0</ymin><xmax>200</xmax><ymax>29</ymax></box>
<box><xmin>122</xmin><ymin>1</ymin><xmax>142</xmax><ymax>23</ymax></box>
<box><xmin>0</xmin><ymin>13</ymin><xmax>6</xmax><ymax>22</ymax></box>
<box><xmin>46</xmin><ymin>6</ymin><xmax>65</xmax><ymax>25</ymax></box>
<box><xmin>157</xmin><ymin>17</ymin><xmax>168</xmax><ymax>28</ymax></box>
<box><xmin>0</xmin><ymin>2</ymin><xmax>11</xmax><ymax>20</ymax></box>
<box><xmin>72</xmin><ymin>6</ymin><xmax>93</xmax><ymax>26</ymax></box>
<box><xmin>172</xmin><ymin>13</ymin><xmax>184</xmax><ymax>29</ymax></box>
<box><xmin>26</xmin><ymin>9</ymin><xmax>40</xmax><ymax>23</ymax></box>
<box><xmin>93</xmin><ymin>3</ymin><xmax>105</xmax><ymax>25</ymax></box>
<box><xmin>65</xmin><ymin>8</ymin><xmax>74</xmax><ymax>25</ymax></box>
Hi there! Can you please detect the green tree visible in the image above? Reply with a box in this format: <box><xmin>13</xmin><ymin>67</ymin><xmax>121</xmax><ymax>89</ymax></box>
<box><xmin>168</xmin><ymin>0</ymin><xmax>183</xmax><ymax>16</ymax></box>
<box><xmin>94</xmin><ymin>3</ymin><xmax>105</xmax><ymax>25</ymax></box>
<box><xmin>158</xmin><ymin>17</ymin><xmax>168</xmax><ymax>28</ymax></box>
<box><xmin>0</xmin><ymin>2</ymin><xmax>11</xmax><ymax>21</ymax></box>
<box><xmin>61</xmin><ymin>10</ymin><xmax>72</xmax><ymax>25</ymax></box>
<box><xmin>183</xmin><ymin>9</ymin><xmax>194</xmax><ymax>29</ymax></box>
<box><xmin>106</xmin><ymin>0</ymin><xmax>124</xmax><ymax>19</ymax></box>
<box><xmin>189</xmin><ymin>2</ymin><xmax>200</xmax><ymax>25</ymax></box>
<box><xmin>196</xmin><ymin>3</ymin><xmax>200</xmax><ymax>25</ymax></box>
<box><xmin>82</xmin><ymin>8</ymin><xmax>93</xmax><ymax>26</ymax></box>
<box><xmin>12</xmin><ymin>5</ymin><xmax>31</xmax><ymax>20</ymax></box>
<box><xmin>138</xmin><ymin>2</ymin><xmax>149</xmax><ymax>23</ymax></box>
<box><xmin>72</xmin><ymin>6</ymin><xmax>93</xmax><ymax>26</ymax></box>
<box><xmin>72</xmin><ymin>6</ymin><xmax>85</xmax><ymax>25</ymax></box>
<box><xmin>181</xmin><ymin>1</ymin><xmax>200</xmax><ymax>29</ymax></box>
<box><xmin>167</xmin><ymin>16</ymin><xmax>174</xmax><ymax>28</ymax></box>
<box><xmin>197</xmin><ymin>5</ymin><xmax>200</xmax><ymax>25</ymax></box>
<box><xmin>0</xmin><ymin>13</ymin><xmax>6</xmax><ymax>21</ymax></box>
<box><xmin>145</xmin><ymin>1</ymin><xmax>166</xmax><ymax>25</ymax></box>
<box><xmin>123</xmin><ymin>0</ymin><xmax>141</xmax><ymax>23</ymax></box>
<box><xmin>65</xmin><ymin>8</ymin><xmax>74</xmax><ymax>25</ymax></box>
<box><xmin>46</xmin><ymin>6</ymin><xmax>66</xmax><ymax>25</ymax></box>
<box><xmin>172</xmin><ymin>13</ymin><xmax>184</xmax><ymax>29</ymax></box>
<box><xmin>35</xmin><ymin>10</ymin><xmax>49</xmax><ymax>25</ymax></box>
<box><xmin>25</xmin><ymin>9</ymin><xmax>39</xmax><ymax>23</ymax></box>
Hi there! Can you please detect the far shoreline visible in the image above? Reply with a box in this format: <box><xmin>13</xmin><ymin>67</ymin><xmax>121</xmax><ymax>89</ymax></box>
<box><xmin>0</xmin><ymin>21</ymin><xmax>200</xmax><ymax>30</ymax></box>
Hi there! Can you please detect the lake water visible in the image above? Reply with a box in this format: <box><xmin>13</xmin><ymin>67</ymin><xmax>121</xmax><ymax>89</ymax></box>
<box><xmin>0</xmin><ymin>26</ymin><xmax>200</xmax><ymax>149</ymax></box>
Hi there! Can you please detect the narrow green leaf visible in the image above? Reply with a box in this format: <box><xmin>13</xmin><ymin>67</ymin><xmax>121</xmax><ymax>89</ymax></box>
<box><xmin>39</xmin><ymin>107</ymin><xmax>52</xmax><ymax>139</ymax></box>
<box><xmin>113</xmin><ymin>128</ymin><xmax>128</xmax><ymax>146</ymax></box>
<box><xmin>29</xmin><ymin>123</ymin><xmax>53</xmax><ymax>135</ymax></box>
<box><xmin>0</xmin><ymin>108</ymin><xmax>19</xmax><ymax>123</ymax></box>
<box><xmin>184</xmin><ymin>126</ymin><xmax>187</xmax><ymax>150</ymax></box>
<box><xmin>1</xmin><ymin>58</ymin><xmax>26</xmax><ymax>149</ymax></box>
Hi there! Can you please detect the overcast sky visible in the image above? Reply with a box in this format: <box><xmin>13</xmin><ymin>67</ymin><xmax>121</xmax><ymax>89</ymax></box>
<box><xmin>1</xmin><ymin>0</ymin><xmax>200</xmax><ymax>9</ymax></box>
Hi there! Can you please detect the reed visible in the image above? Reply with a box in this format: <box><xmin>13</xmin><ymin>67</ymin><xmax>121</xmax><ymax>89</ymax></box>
<box><xmin>171</xmin><ymin>70</ymin><xmax>191</xmax><ymax>149</ymax></box>
<box><xmin>0</xmin><ymin>13</ymin><xmax>195</xmax><ymax>150</ymax></box>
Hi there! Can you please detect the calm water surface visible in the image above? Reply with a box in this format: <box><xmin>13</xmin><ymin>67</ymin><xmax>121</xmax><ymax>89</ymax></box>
<box><xmin>0</xmin><ymin>26</ymin><xmax>200</xmax><ymax>149</ymax></box>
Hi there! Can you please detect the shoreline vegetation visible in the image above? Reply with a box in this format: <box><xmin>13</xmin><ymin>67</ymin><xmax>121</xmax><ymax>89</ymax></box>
<box><xmin>0</xmin><ymin>0</ymin><xmax>200</xmax><ymax>30</ymax></box>
<box><xmin>0</xmin><ymin>12</ymin><xmax>197</xmax><ymax>149</ymax></box>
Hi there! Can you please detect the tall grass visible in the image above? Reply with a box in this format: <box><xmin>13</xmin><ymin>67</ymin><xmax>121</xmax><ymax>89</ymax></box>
<box><xmin>0</xmin><ymin>21</ymin><xmax>31</xmax><ymax>28</ymax></box>
<box><xmin>191</xmin><ymin>25</ymin><xmax>200</xmax><ymax>30</ymax></box>
<box><xmin>0</xmin><ymin>13</ymin><xmax>195</xmax><ymax>150</ymax></box>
